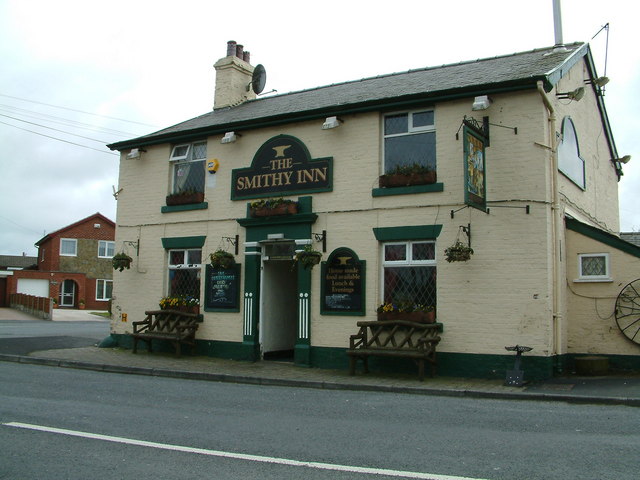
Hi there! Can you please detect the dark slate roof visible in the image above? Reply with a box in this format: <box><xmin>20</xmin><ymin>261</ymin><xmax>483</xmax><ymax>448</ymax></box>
<box><xmin>109</xmin><ymin>42</ymin><xmax>590</xmax><ymax>150</ymax></box>
<box><xmin>621</xmin><ymin>232</ymin><xmax>640</xmax><ymax>247</ymax></box>
<box><xmin>0</xmin><ymin>255</ymin><xmax>37</xmax><ymax>270</ymax></box>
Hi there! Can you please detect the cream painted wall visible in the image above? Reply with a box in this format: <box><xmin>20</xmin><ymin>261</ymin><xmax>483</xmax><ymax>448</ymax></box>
<box><xmin>111</xmin><ymin>78</ymin><xmax>620</xmax><ymax>359</ymax></box>
<box><xmin>565</xmin><ymin>229</ymin><xmax>640</xmax><ymax>356</ymax></box>
<box><xmin>553</xmin><ymin>60</ymin><xmax>620</xmax><ymax>233</ymax></box>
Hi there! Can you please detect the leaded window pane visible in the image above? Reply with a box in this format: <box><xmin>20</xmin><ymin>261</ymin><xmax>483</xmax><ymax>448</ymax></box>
<box><xmin>412</xmin><ymin>242</ymin><xmax>435</xmax><ymax>261</ymax></box>
<box><xmin>383</xmin><ymin>266</ymin><xmax>436</xmax><ymax>307</ymax></box>
<box><xmin>581</xmin><ymin>256</ymin><xmax>606</xmax><ymax>276</ymax></box>
<box><xmin>412</xmin><ymin>111</ymin><xmax>434</xmax><ymax>129</ymax></box>
<box><xmin>384</xmin><ymin>244</ymin><xmax>406</xmax><ymax>262</ymax></box>
<box><xmin>385</xmin><ymin>114</ymin><xmax>408</xmax><ymax>135</ymax></box>
<box><xmin>169</xmin><ymin>269</ymin><xmax>201</xmax><ymax>298</ymax></box>
<box><xmin>173</xmin><ymin>159</ymin><xmax>205</xmax><ymax>193</ymax></box>
<box><xmin>170</xmin><ymin>251</ymin><xmax>185</xmax><ymax>266</ymax></box>
<box><xmin>384</xmin><ymin>131</ymin><xmax>436</xmax><ymax>174</ymax></box>
<box><xmin>192</xmin><ymin>142</ymin><xmax>207</xmax><ymax>159</ymax></box>
<box><xmin>187</xmin><ymin>249</ymin><xmax>202</xmax><ymax>265</ymax></box>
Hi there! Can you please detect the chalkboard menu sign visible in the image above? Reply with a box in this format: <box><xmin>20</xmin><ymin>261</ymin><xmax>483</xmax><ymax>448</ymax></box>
<box><xmin>321</xmin><ymin>248</ymin><xmax>365</xmax><ymax>316</ymax></box>
<box><xmin>204</xmin><ymin>264</ymin><xmax>241</xmax><ymax>311</ymax></box>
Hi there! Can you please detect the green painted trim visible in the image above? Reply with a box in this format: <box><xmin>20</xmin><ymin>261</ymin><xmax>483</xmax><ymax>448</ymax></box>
<box><xmin>372</xmin><ymin>183</ymin><xmax>444</xmax><ymax>197</ymax></box>
<box><xmin>238</xmin><ymin>212</ymin><xmax>318</xmax><ymax>228</ymax></box>
<box><xmin>161</xmin><ymin>235</ymin><xmax>206</xmax><ymax>249</ymax></box>
<box><xmin>373</xmin><ymin>224</ymin><xmax>443</xmax><ymax>241</ymax></box>
<box><xmin>110</xmin><ymin>333</ymin><xmax>584</xmax><ymax>380</ymax></box>
<box><xmin>161</xmin><ymin>202</ymin><xmax>208</xmax><ymax>213</ymax></box>
<box><xmin>566</xmin><ymin>217</ymin><xmax>640</xmax><ymax>258</ymax></box>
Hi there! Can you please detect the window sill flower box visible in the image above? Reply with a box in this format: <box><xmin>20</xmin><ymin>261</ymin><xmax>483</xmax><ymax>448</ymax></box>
<box><xmin>379</xmin><ymin>171</ymin><xmax>437</xmax><ymax>188</ymax></box>
<box><xmin>376</xmin><ymin>302</ymin><xmax>436</xmax><ymax>323</ymax></box>
<box><xmin>166</xmin><ymin>191</ymin><xmax>205</xmax><ymax>206</ymax></box>
<box><xmin>249</xmin><ymin>198</ymin><xmax>298</xmax><ymax>217</ymax></box>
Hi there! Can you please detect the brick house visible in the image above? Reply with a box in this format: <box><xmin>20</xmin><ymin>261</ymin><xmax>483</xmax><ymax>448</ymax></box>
<box><xmin>106</xmin><ymin>41</ymin><xmax>639</xmax><ymax>379</ymax></box>
<box><xmin>7</xmin><ymin>213</ymin><xmax>115</xmax><ymax>310</ymax></box>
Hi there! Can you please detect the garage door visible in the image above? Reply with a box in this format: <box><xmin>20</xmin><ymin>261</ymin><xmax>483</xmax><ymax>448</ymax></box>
<box><xmin>16</xmin><ymin>278</ymin><xmax>49</xmax><ymax>298</ymax></box>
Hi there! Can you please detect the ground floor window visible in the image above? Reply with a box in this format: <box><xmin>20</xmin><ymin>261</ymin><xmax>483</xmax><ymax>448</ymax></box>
<box><xmin>96</xmin><ymin>279</ymin><xmax>113</xmax><ymax>300</ymax></box>
<box><xmin>382</xmin><ymin>241</ymin><xmax>436</xmax><ymax>309</ymax></box>
<box><xmin>168</xmin><ymin>249</ymin><xmax>202</xmax><ymax>300</ymax></box>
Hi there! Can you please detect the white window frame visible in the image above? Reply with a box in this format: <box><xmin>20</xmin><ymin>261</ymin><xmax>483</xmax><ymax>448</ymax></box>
<box><xmin>382</xmin><ymin>241</ymin><xmax>436</xmax><ymax>266</ymax></box>
<box><xmin>380</xmin><ymin>241</ymin><xmax>437</xmax><ymax>303</ymax></box>
<box><xmin>60</xmin><ymin>238</ymin><xmax>77</xmax><ymax>256</ymax></box>
<box><xmin>576</xmin><ymin>253</ymin><xmax>611</xmax><ymax>282</ymax></box>
<box><xmin>382</xmin><ymin>109</ymin><xmax>436</xmax><ymax>173</ymax></box>
<box><xmin>170</xmin><ymin>144</ymin><xmax>191</xmax><ymax>162</ymax></box>
<box><xmin>96</xmin><ymin>279</ymin><xmax>113</xmax><ymax>301</ymax></box>
<box><xmin>98</xmin><ymin>240</ymin><xmax>115</xmax><ymax>258</ymax></box>
<box><xmin>170</xmin><ymin>141</ymin><xmax>207</xmax><ymax>195</ymax></box>
<box><xmin>167</xmin><ymin>249</ymin><xmax>202</xmax><ymax>297</ymax></box>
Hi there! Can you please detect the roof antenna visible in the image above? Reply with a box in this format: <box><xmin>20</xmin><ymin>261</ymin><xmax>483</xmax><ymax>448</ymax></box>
<box><xmin>591</xmin><ymin>23</ymin><xmax>610</xmax><ymax>96</ymax></box>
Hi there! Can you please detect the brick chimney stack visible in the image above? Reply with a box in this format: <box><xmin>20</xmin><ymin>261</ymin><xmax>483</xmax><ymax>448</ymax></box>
<box><xmin>213</xmin><ymin>40</ymin><xmax>256</xmax><ymax>109</ymax></box>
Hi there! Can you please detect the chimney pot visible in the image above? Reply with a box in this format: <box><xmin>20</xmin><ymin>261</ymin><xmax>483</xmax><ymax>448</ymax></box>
<box><xmin>243</xmin><ymin>50</ymin><xmax>250</xmax><ymax>64</ymax></box>
<box><xmin>226</xmin><ymin>40</ymin><xmax>237</xmax><ymax>57</ymax></box>
<box><xmin>235</xmin><ymin>44</ymin><xmax>244</xmax><ymax>59</ymax></box>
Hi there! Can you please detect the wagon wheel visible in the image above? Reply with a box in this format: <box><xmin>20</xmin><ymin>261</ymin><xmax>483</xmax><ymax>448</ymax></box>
<box><xmin>614</xmin><ymin>278</ymin><xmax>640</xmax><ymax>345</ymax></box>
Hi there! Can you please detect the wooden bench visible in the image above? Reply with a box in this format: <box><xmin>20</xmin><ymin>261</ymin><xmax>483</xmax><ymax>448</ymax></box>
<box><xmin>130</xmin><ymin>310</ymin><xmax>200</xmax><ymax>357</ymax></box>
<box><xmin>346</xmin><ymin>320</ymin><xmax>442</xmax><ymax>381</ymax></box>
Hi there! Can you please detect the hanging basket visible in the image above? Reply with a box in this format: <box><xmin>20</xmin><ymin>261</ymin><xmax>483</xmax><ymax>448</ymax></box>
<box><xmin>112</xmin><ymin>253</ymin><xmax>133</xmax><ymax>271</ymax></box>
<box><xmin>210</xmin><ymin>249</ymin><xmax>236</xmax><ymax>269</ymax></box>
<box><xmin>294</xmin><ymin>245</ymin><xmax>322</xmax><ymax>269</ymax></box>
<box><xmin>444</xmin><ymin>241</ymin><xmax>474</xmax><ymax>262</ymax></box>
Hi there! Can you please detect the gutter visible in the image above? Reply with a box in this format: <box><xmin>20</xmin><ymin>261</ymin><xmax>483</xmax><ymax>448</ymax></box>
<box><xmin>537</xmin><ymin>81</ymin><xmax>563</xmax><ymax>368</ymax></box>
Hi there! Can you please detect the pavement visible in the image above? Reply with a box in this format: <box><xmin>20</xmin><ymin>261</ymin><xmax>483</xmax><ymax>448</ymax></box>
<box><xmin>1</xmin><ymin>307</ymin><xmax>639</xmax><ymax>406</ymax></box>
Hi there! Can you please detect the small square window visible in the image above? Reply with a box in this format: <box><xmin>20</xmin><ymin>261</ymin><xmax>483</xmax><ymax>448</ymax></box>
<box><xmin>60</xmin><ymin>238</ymin><xmax>77</xmax><ymax>256</ymax></box>
<box><xmin>577</xmin><ymin>253</ymin><xmax>611</xmax><ymax>282</ymax></box>
<box><xmin>384</xmin><ymin>244</ymin><xmax>407</xmax><ymax>262</ymax></box>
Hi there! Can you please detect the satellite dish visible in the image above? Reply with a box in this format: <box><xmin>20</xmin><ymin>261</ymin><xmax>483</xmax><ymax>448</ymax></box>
<box><xmin>251</xmin><ymin>64</ymin><xmax>267</xmax><ymax>94</ymax></box>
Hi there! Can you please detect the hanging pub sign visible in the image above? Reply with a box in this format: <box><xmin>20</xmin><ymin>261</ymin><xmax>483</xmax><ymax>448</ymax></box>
<box><xmin>463</xmin><ymin>117</ymin><xmax>488</xmax><ymax>212</ymax></box>
<box><xmin>231</xmin><ymin>134</ymin><xmax>333</xmax><ymax>200</ymax></box>
<box><xmin>321</xmin><ymin>247</ymin><xmax>365</xmax><ymax>316</ymax></box>
<box><xmin>204</xmin><ymin>264</ymin><xmax>241</xmax><ymax>311</ymax></box>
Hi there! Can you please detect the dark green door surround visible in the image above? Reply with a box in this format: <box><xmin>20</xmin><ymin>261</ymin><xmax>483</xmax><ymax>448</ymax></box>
<box><xmin>237</xmin><ymin>196</ymin><xmax>318</xmax><ymax>366</ymax></box>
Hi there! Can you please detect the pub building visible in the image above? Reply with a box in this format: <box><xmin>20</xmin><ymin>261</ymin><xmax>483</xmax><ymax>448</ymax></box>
<box><xmin>107</xmin><ymin>41</ymin><xmax>640</xmax><ymax>379</ymax></box>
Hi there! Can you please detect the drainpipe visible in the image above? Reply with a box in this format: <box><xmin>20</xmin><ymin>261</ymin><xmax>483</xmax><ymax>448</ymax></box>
<box><xmin>537</xmin><ymin>81</ymin><xmax>563</xmax><ymax>370</ymax></box>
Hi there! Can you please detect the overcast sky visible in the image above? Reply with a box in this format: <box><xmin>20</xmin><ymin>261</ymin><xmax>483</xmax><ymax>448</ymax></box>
<box><xmin>1</xmin><ymin>0</ymin><xmax>638</xmax><ymax>256</ymax></box>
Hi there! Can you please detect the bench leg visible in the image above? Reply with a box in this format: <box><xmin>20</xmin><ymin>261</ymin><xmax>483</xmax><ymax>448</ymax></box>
<box><xmin>349</xmin><ymin>356</ymin><xmax>358</xmax><ymax>376</ymax></box>
<box><xmin>418</xmin><ymin>359</ymin><xmax>425</xmax><ymax>382</ymax></box>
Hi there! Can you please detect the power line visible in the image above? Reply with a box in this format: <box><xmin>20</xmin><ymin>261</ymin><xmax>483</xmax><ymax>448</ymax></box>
<box><xmin>0</xmin><ymin>103</ymin><xmax>141</xmax><ymax>137</ymax></box>
<box><xmin>0</xmin><ymin>120</ymin><xmax>118</xmax><ymax>155</ymax></box>
<box><xmin>0</xmin><ymin>93</ymin><xmax>160</xmax><ymax>128</ymax></box>
<box><xmin>0</xmin><ymin>113</ymin><xmax>110</xmax><ymax>143</ymax></box>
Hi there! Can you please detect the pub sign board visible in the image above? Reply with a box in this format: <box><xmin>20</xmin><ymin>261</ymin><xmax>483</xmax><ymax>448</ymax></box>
<box><xmin>321</xmin><ymin>247</ymin><xmax>365</xmax><ymax>316</ymax></box>
<box><xmin>231</xmin><ymin>134</ymin><xmax>333</xmax><ymax>200</ymax></box>
<box><xmin>463</xmin><ymin>125</ymin><xmax>487</xmax><ymax>212</ymax></box>
<box><xmin>204</xmin><ymin>263</ymin><xmax>241</xmax><ymax>312</ymax></box>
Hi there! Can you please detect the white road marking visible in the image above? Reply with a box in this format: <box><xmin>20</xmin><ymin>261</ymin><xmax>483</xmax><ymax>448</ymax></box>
<box><xmin>4</xmin><ymin>422</ymin><xmax>489</xmax><ymax>480</ymax></box>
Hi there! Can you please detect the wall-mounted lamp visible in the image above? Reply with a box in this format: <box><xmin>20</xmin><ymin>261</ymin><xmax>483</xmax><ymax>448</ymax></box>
<box><xmin>614</xmin><ymin>155</ymin><xmax>631</xmax><ymax>164</ymax></box>
<box><xmin>126</xmin><ymin>148</ymin><xmax>146</xmax><ymax>159</ymax></box>
<box><xmin>322</xmin><ymin>116</ymin><xmax>342</xmax><ymax>130</ymax></box>
<box><xmin>471</xmin><ymin>95</ymin><xmax>492</xmax><ymax>111</ymax></box>
<box><xmin>221</xmin><ymin>132</ymin><xmax>240</xmax><ymax>144</ymax></box>
<box><xmin>557</xmin><ymin>87</ymin><xmax>585</xmax><ymax>101</ymax></box>
<box><xmin>586</xmin><ymin>76</ymin><xmax>610</xmax><ymax>87</ymax></box>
